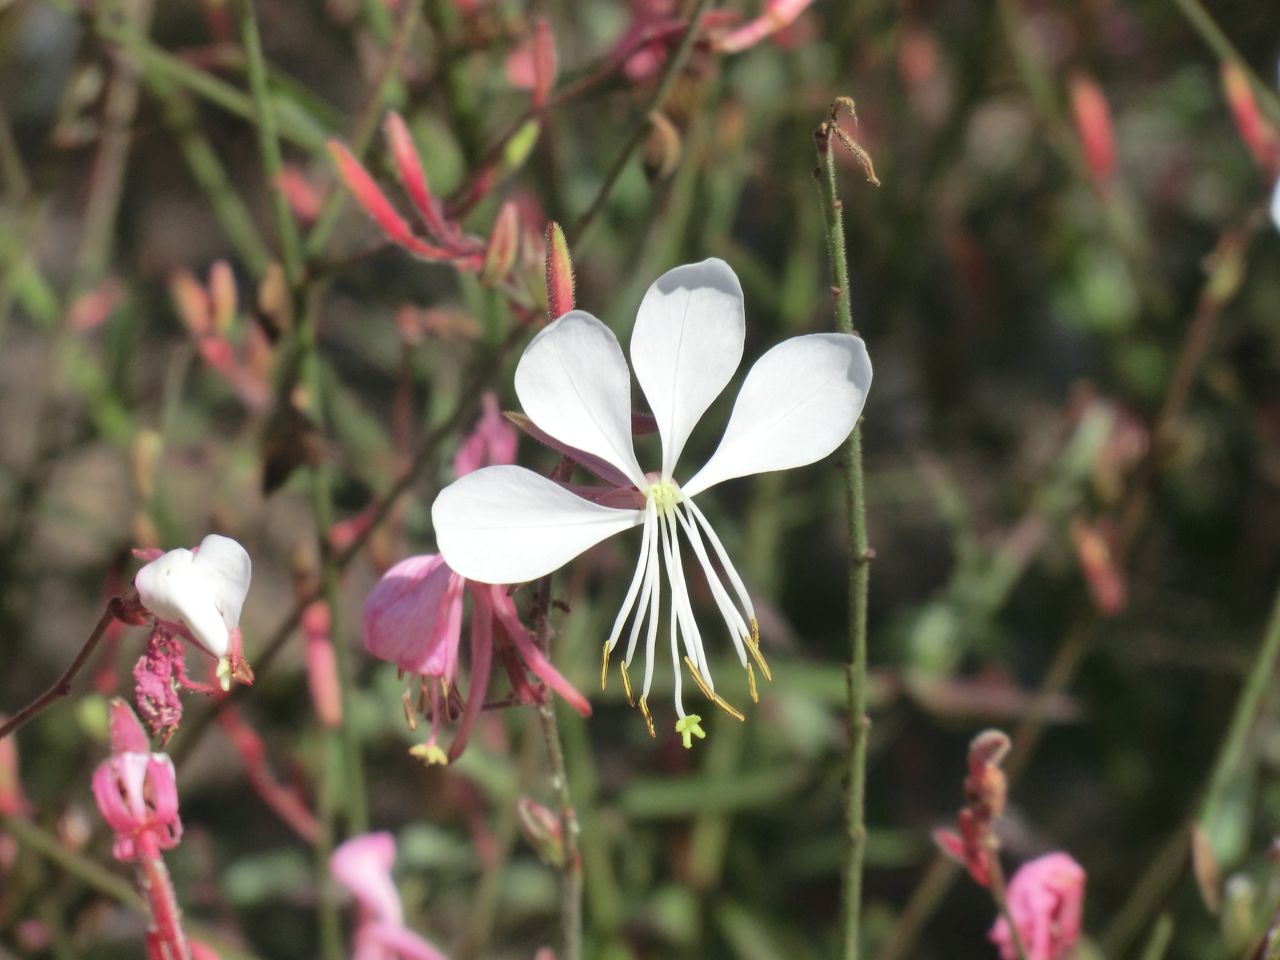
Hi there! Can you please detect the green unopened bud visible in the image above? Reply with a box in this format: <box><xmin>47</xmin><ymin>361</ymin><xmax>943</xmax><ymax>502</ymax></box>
<box><xmin>481</xmin><ymin>202</ymin><xmax>520</xmax><ymax>286</ymax></box>
<box><xmin>501</xmin><ymin>119</ymin><xmax>541</xmax><ymax>176</ymax></box>
<box><xmin>516</xmin><ymin>796</ymin><xmax>565</xmax><ymax>867</ymax></box>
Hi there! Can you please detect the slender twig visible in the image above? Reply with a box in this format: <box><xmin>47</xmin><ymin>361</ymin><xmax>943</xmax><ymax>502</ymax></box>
<box><xmin>567</xmin><ymin>0</ymin><xmax>713</xmax><ymax>244</ymax></box>
<box><xmin>814</xmin><ymin>101</ymin><xmax>875</xmax><ymax>960</ymax></box>
<box><xmin>530</xmin><ymin>574</ymin><xmax>583</xmax><ymax>960</ymax></box>
<box><xmin>0</xmin><ymin>600</ymin><xmax>121</xmax><ymax>740</ymax></box>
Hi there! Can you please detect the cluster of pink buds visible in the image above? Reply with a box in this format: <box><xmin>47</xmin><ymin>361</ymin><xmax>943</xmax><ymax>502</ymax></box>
<box><xmin>170</xmin><ymin>262</ymin><xmax>271</xmax><ymax>411</ymax></box>
<box><xmin>329</xmin><ymin>113</ymin><xmax>487</xmax><ymax>272</ymax></box>
<box><xmin>933</xmin><ymin>728</ymin><xmax>1011</xmax><ymax>887</ymax></box>
<box><xmin>91</xmin><ymin>700</ymin><xmax>191</xmax><ymax>959</ymax></box>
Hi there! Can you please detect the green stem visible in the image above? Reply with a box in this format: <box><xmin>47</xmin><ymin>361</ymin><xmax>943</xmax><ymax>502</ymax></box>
<box><xmin>567</xmin><ymin>0</ymin><xmax>713</xmax><ymax>245</ymax></box>
<box><xmin>233</xmin><ymin>0</ymin><xmax>304</xmax><ymax>288</ymax></box>
<box><xmin>815</xmin><ymin>117</ymin><xmax>873</xmax><ymax>960</ymax></box>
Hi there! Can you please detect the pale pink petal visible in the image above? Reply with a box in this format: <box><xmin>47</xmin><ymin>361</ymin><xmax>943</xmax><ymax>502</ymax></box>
<box><xmin>362</xmin><ymin>555</ymin><xmax>465</xmax><ymax>677</ymax></box>
<box><xmin>331</xmin><ymin>832</ymin><xmax>403</xmax><ymax>927</ymax></box>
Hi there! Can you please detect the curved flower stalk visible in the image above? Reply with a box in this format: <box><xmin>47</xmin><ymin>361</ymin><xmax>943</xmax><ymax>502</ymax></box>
<box><xmin>133</xmin><ymin>534</ymin><xmax>253</xmax><ymax>693</ymax></box>
<box><xmin>433</xmin><ymin>259</ymin><xmax>872</xmax><ymax>743</ymax></box>
<box><xmin>364</xmin><ymin>396</ymin><xmax>590</xmax><ymax>763</ymax></box>
<box><xmin>989</xmin><ymin>853</ymin><xmax>1086</xmax><ymax>960</ymax></box>
<box><xmin>331</xmin><ymin>833</ymin><xmax>449</xmax><ymax>960</ymax></box>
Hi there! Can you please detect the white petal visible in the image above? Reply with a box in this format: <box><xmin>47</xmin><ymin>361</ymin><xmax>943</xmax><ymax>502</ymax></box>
<box><xmin>682</xmin><ymin>333</ymin><xmax>872</xmax><ymax>497</ymax></box>
<box><xmin>191</xmin><ymin>534</ymin><xmax>251</xmax><ymax>632</ymax></box>
<box><xmin>1271</xmin><ymin>177</ymin><xmax>1280</xmax><ymax>234</ymax></box>
<box><xmin>514</xmin><ymin>311</ymin><xmax>646</xmax><ymax>489</ymax></box>
<box><xmin>135</xmin><ymin>548</ymin><xmax>230</xmax><ymax>657</ymax></box>
<box><xmin>432</xmin><ymin>465</ymin><xmax>644</xmax><ymax>584</ymax></box>
<box><xmin>630</xmin><ymin>259</ymin><xmax>745</xmax><ymax>478</ymax></box>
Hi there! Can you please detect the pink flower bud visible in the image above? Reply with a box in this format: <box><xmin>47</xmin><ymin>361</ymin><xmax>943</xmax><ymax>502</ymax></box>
<box><xmin>516</xmin><ymin>796</ymin><xmax>566</xmax><ymax>867</ymax></box>
<box><xmin>506</xmin><ymin>18</ymin><xmax>558</xmax><ymax>108</ymax></box>
<box><xmin>91</xmin><ymin>750</ymin><xmax>182</xmax><ymax>862</ymax></box>
<box><xmin>1070</xmin><ymin>72</ymin><xmax>1116</xmax><ymax>189</ymax></box>
<box><xmin>716</xmin><ymin>0</ymin><xmax>814</xmax><ymax>53</ymax></box>
<box><xmin>208</xmin><ymin>260</ymin><xmax>237</xmax><ymax>334</ymax></box>
<box><xmin>1221</xmin><ymin>62</ymin><xmax>1279</xmax><ymax>174</ymax></box>
<box><xmin>990</xmin><ymin>852</ymin><xmax>1086</xmax><ymax>960</ymax></box>
<box><xmin>170</xmin><ymin>269</ymin><xmax>212</xmax><ymax>337</ymax></box>
<box><xmin>328</xmin><ymin>140</ymin><xmax>455</xmax><ymax>260</ymax></box>
<box><xmin>383</xmin><ymin>112</ymin><xmax>455</xmax><ymax>242</ymax></box>
<box><xmin>481</xmin><ymin>201</ymin><xmax>520</xmax><ymax>286</ymax></box>
<box><xmin>543</xmin><ymin>221</ymin><xmax>575</xmax><ymax>321</ymax></box>
<box><xmin>453</xmin><ymin>392</ymin><xmax>518</xmax><ymax>477</ymax></box>
<box><xmin>67</xmin><ymin>278</ymin><xmax>124</xmax><ymax>332</ymax></box>
<box><xmin>1071</xmin><ymin>518</ymin><xmax>1126</xmax><ymax>616</ymax></box>
<box><xmin>0</xmin><ymin>723</ymin><xmax>28</xmax><ymax>816</ymax></box>
<box><xmin>276</xmin><ymin>165</ymin><xmax>323</xmax><ymax>225</ymax></box>
<box><xmin>303</xmin><ymin>601</ymin><xmax>343</xmax><ymax>729</ymax></box>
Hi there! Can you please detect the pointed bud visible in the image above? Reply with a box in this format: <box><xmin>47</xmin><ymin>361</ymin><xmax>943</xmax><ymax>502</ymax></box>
<box><xmin>543</xmin><ymin>221</ymin><xmax>574</xmax><ymax>321</ymax></box>
<box><xmin>0</xmin><ymin>720</ymin><xmax>28</xmax><ymax>816</ymax></box>
<box><xmin>328</xmin><ymin>139</ymin><xmax>454</xmax><ymax>259</ymax></box>
<box><xmin>516</xmin><ymin>796</ymin><xmax>566</xmax><ymax>868</ymax></box>
<box><xmin>501</xmin><ymin>120</ymin><xmax>542</xmax><ymax>176</ymax></box>
<box><xmin>1070</xmin><ymin>72</ymin><xmax>1116</xmax><ymax>189</ymax></box>
<box><xmin>170</xmin><ymin>269</ymin><xmax>212</xmax><ymax>337</ymax></box>
<box><xmin>532</xmin><ymin>18</ymin><xmax>558</xmax><ymax>108</ymax></box>
<box><xmin>481</xmin><ymin>202</ymin><xmax>520</xmax><ymax>286</ymax></box>
<box><xmin>302</xmin><ymin>602</ymin><xmax>343</xmax><ymax>729</ymax></box>
<box><xmin>383</xmin><ymin>112</ymin><xmax>454</xmax><ymax>241</ymax></box>
<box><xmin>276</xmin><ymin>165</ymin><xmax>322</xmax><ymax>225</ymax></box>
<box><xmin>1221</xmin><ymin>62</ymin><xmax>1279</xmax><ymax>173</ymax></box>
<box><xmin>208</xmin><ymin>261</ymin><xmax>237</xmax><ymax>335</ymax></box>
<box><xmin>1071</xmin><ymin>518</ymin><xmax>1126</xmax><ymax>616</ymax></box>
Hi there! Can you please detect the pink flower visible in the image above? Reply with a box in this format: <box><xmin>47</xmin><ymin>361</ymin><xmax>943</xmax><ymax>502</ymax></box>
<box><xmin>715</xmin><ymin>0</ymin><xmax>814</xmax><ymax>54</ymax></box>
<box><xmin>452</xmin><ymin>393</ymin><xmax>518</xmax><ymax>477</ymax></box>
<box><xmin>990</xmin><ymin>853</ymin><xmax>1086</xmax><ymax>960</ymax></box>
<box><xmin>91</xmin><ymin>702</ymin><xmax>183</xmax><ymax>863</ymax></box>
<box><xmin>331</xmin><ymin>833</ymin><xmax>449</xmax><ymax>960</ymax></box>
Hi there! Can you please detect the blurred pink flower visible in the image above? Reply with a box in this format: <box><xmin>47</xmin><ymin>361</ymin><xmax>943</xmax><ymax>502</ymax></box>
<box><xmin>452</xmin><ymin>393</ymin><xmax>518</xmax><ymax>477</ymax></box>
<box><xmin>331</xmin><ymin>833</ymin><xmax>449</xmax><ymax>960</ymax></box>
<box><xmin>1069</xmin><ymin>73</ymin><xmax>1116</xmax><ymax>190</ymax></box>
<box><xmin>505</xmin><ymin>17</ymin><xmax>557</xmax><ymax>107</ymax></box>
<box><xmin>91</xmin><ymin>702</ymin><xmax>182</xmax><ymax>863</ymax></box>
<box><xmin>716</xmin><ymin>0</ymin><xmax>814</xmax><ymax>53</ymax></box>
<box><xmin>990</xmin><ymin>852</ymin><xmax>1086</xmax><ymax>960</ymax></box>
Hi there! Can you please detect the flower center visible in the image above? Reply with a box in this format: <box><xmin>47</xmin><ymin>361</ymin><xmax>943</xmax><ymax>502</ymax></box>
<box><xmin>644</xmin><ymin>477</ymin><xmax>682</xmax><ymax>517</ymax></box>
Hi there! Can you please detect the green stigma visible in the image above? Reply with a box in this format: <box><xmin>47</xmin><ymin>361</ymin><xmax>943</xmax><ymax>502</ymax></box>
<box><xmin>675</xmin><ymin>714</ymin><xmax>706</xmax><ymax>749</ymax></box>
<box><xmin>646</xmin><ymin>478</ymin><xmax>682</xmax><ymax>516</ymax></box>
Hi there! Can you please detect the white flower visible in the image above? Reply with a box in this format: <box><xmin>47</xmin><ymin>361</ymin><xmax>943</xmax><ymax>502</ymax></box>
<box><xmin>432</xmin><ymin>259</ymin><xmax>871</xmax><ymax>744</ymax></box>
<box><xmin>134</xmin><ymin>534</ymin><xmax>252</xmax><ymax>687</ymax></box>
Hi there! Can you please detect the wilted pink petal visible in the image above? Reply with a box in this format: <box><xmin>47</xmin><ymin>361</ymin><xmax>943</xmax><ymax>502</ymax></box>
<box><xmin>1070</xmin><ymin>73</ymin><xmax>1116</xmax><ymax>189</ymax></box>
<box><xmin>453</xmin><ymin>393</ymin><xmax>518</xmax><ymax>477</ymax></box>
<box><xmin>715</xmin><ymin>0</ymin><xmax>814</xmax><ymax>53</ymax></box>
<box><xmin>990</xmin><ymin>853</ymin><xmax>1086</xmax><ymax>960</ymax></box>
<box><xmin>363</xmin><ymin>554</ymin><xmax>465</xmax><ymax>681</ymax></box>
<box><xmin>132</xmin><ymin>627</ymin><xmax>186</xmax><ymax>744</ymax></box>
<box><xmin>486</xmin><ymin>584</ymin><xmax>591</xmax><ymax>718</ymax></box>
<box><xmin>92</xmin><ymin>749</ymin><xmax>183</xmax><ymax>862</ymax></box>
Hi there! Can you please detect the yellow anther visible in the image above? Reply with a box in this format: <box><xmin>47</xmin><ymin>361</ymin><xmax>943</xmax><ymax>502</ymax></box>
<box><xmin>409</xmin><ymin>742</ymin><xmax>449</xmax><ymax>766</ymax></box>
<box><xmin>600</xmin><ymin>643</ymin><xmax>611</xmax><ymax>691</ymax></box>
<box><xmin>638</xmin><ymin>697</ymin><xmax>656</xmax><ymax>738</ymax></box>
<box><xmin>620</xmin><ymin>660</ymin><xmax>634</xmax><ymax>706</ymax></box>
<box><xmin>747</xmin><ymin>662</ymin><xmax>759</xmax><ymax>703</ymax></box>
<box><xmin>402</xmin><ymin>689</ymin><xmax>418</xmax><ymax>731</ymax></box>
<box><xmin>216</xmin><ymin>657</ymin><xmax>232</xmax><ymax>692</ymax></box>
<box><xmin>744</xmin><ymin>619</ymin><xmax>772</xmax><ymax>682</ymax></box>
<box><xmin>683</xmin><ymin>656</ymin><xmax>745</xmax><ymax>722</ymax></box>
<box><xmin>674</xmin><ymin>714</ymin><xmax>707</xmax><ymax>749</ymax></box>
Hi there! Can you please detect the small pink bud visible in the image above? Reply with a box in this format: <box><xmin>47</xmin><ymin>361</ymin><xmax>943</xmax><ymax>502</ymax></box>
<box><xmin>507</xmin><ymin>18</ymin><xmax>558</xmax><ymax>108</ymax></box>
<box><xmin>208</xmin><ymin>260</ymin><xmax>237</xmax><ymax>334</ymax></box>
<box><xmin>1070</xmin><ymin>72</ymin><xmax>1116</xmax><ymax>189</ymax></box>
<box><xmin>0</xmin><ymin>722</ymin><xmax>28</xmax><ymax>816</ymax></box>
<box><xmin>67</xmin><ymin>278</ymin><xmax>125</xmax><ymax>332</ymax></box>
<box><xmin>170</xmin><ymin>269</ymin><xmax>212</xmax><ymax>337</ymax></box>
<box><xmin>481</xmin><ymin>201</ymin><xmax>520</xmax><ymax>286</ymax></box>
<box><xmin>328</xmin><ymin>139</ymin><xmax>454</xmax><ymax>260</ymax></box>
<box><xmin>303</xmin><ymin>601</ymin><xmax>343</xmax><ymax>729</ymax></box>
<box><xmin>383</xmin><ymin>112</ymin><xmax>455</xmax><ymax>241</ymax></box>
<box><xmin>276</xmin><ymin>165</ymin><xmax>323</xmax><ymax>225</ymax></box>
<box><xmin>1071</xmin><ymin>519</ymin><xmax>1126</xmax><ymax>616</ymax></box>
<box><xmin>716</xmin><ymin>0</ymin><xmax>814</xmax><ymax>53</ymax></box>
<box><xmin>453</xmin><ymin>392</ymin><xmax>518</xmax><ymax>476</ymax></box>
<box><xmin>1222</xmin><ymin>62</ymin><xmax>1279</xmax><ymax>174</ymax></box>
<box><xmin>516</xmin><ymin>796</ymin><xmax>566</xmax><ymax>867</ymax></box>
<box><xmin>544</xmin><ymin>221</ymin><xmax>575</xmax><ymax>321</ymax></box>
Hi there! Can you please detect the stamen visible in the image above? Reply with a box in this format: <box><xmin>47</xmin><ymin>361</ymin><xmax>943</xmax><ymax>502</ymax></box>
<box><xmin>674</xmin><ymin>503</ymin><xmax>750</xmax><ymax>665</ymax></box>
<box><xmin>401</xmin><ymin>688</ymin><xmax>417</xmax><ymax>730</ymax></box>
<box><xmin>684</xmin><ymin>497</ymin><xmax>757</xmax><ymax>624</ymax></box>
<box><xmin>659</xmin><ymin>513</ymin><xmax>707</xmax><ymax>678</ymax></box>
<box><xmin>684</xmin><ymin>656</ymin><xmax>745</xmax><ymax>721</ymax></box>
<box><xmin>747</xmin><ymin>662</ymin><xmax>759</xmax><ymax>703</ymax></box>
<box><xmin>744</xmin><ymin>618</ymin><xmax>772</xmax><ymax>682</ymax></box>
<box><xmin>638</xmin><ymin>697</ymin><xmax>656</xmax><ymax>738</ymax></box>
<box><xmin>620</xmin><ymin>660</ymin><xmax>634</xmax><ymax>706</ymax></box>
<box><xmin>600</xmin><ymin>643</ymin><xmax>611</xmax><ymax>691</ymax></box>
<box><xmin>640</xmin><ymin>507</ymin><xmax>662</xmax><ymax>701</ymax></box>
<box><xmin>605</xmin><ymin>500</ymin><xmax>656</xmax><ymax>658</ymax></box>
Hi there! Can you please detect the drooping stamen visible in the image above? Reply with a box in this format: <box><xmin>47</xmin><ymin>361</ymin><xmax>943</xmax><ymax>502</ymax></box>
<box><xmin>746</xmin><ymin>662</ymin><xmax>759</xmax><ymax>703</ymax></box>
<box><xmin>744</xmin><ymin>619</ymin><xmax>772</xmax><ymax>682</ymax></box>
<box><xmin>638</xmin><ymin>505</ymin><xmax>663</xmax><ymax>702</ymax></box>
<box><xmin>624</xmin><ymin>506</ymin><xmax>660</xmax><ymax>668</ymax></box>
<box><xmin>401</xmin><ymin>688</ymin><xmax>417</xmax><ymax>730</ymax></box>
<box><xmin>674</xmin><ymin>502</ymin><xmax>750</xmax><ymax>666</ymax></box>
<box><xmin>665</xmin><ymin>525</ymin><xmax>685</xmax><ymax>720</ymax></box>
<box><xmin>683</xmin><ymin>497</ymin><xmax>757</xmax><ymax>624</ymax></box>
<box><xmin>684</xmin><ymin>656</ymin><xmax>745</xmax><ymax>721</ymax></box>
<box><xmin>604</xmin><ymin>500</ymin><xmax>657</xmax><ymax>679</ymax></box>
<box><xmin>619</xmin><ymin>660</ymin><xmax>634</xmax><ymax>705</ymax></box>
<box><xmin>658</xmin><ymin>512</ymin><xmax>709</xmax><ymax>684</ymax></box>
<box><xmin>638</xmin><ymin>697</ymin><xmax>656</xmax><ymax>738</ymax></box>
